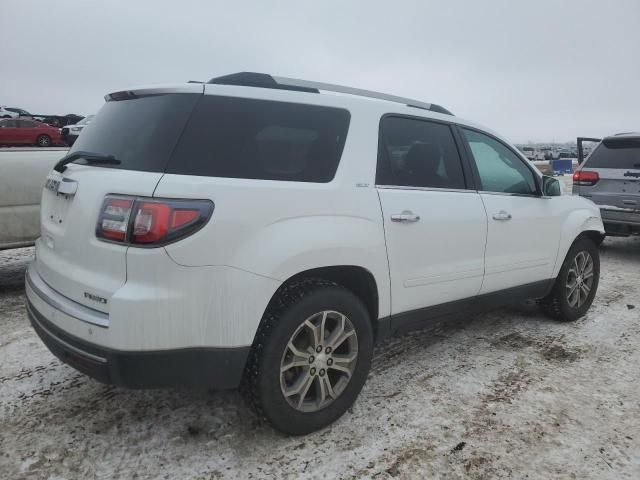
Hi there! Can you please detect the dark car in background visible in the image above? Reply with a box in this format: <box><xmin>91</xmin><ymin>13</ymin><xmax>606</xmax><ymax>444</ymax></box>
<box><xmin>40</xmin><ymin>114</ymin><xmax>84</xmax><ymax>128</ymax></box>
<box><xmin>573</xmin><ymin>133</ymin><xmax>640</xmax><ymax>237</ymax></box>
<box><xmin>0</xmin><ymin>118</ymin><xmax>62</xmax><ymax>147</ymax></box>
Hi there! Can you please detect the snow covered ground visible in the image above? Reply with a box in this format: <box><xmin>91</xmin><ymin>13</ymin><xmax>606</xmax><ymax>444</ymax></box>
<box><xmin>1</xmin><ymin>237</ymin><xmax>639</xmax><ymax>479</ymax></box>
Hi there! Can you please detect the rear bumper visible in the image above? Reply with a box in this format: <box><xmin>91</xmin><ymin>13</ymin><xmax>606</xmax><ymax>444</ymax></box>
<box><xmin>600</xmin><ymin>208</ymin><xmax>640</xmax><ymax>234</ymax></box>
<box><xmin>26</xmin><ymin>265</ymin><xmax>250</xmax><ymax>389</ymax></box>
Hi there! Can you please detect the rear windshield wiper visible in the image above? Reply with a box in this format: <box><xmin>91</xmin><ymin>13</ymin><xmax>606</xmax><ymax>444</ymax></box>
<box><xmin>54</xmin><ymin>151</ymin><xmax>121</xmax><ymax>173</ymax></box>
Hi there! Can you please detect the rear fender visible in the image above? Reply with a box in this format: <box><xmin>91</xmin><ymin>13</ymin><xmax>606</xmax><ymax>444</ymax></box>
<box><xmin>227</xmin><ymin>214</ymin><xmax>391</xmax><ymax>320</ymax></box>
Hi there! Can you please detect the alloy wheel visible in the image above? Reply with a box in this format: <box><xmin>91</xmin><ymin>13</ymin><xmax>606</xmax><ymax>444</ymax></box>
<box><xmin>566</xmin><ymin>250</ymin><xmax>594</xmax><ymax>308</ymax></box>
<box><xmin>280</xmin><ymin>310</ymin><xmax>358</xmax><ymax>412</ymax></box>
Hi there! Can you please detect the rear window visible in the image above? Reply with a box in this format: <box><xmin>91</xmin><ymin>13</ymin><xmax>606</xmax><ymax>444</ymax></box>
<box><xmin>586</xmin><ymin>139</ymin><xmax>640</xmax><ymax>169</ymax></box>
<box><xmin>69</xmin><ymin>93</ymin><xmax>200</xmax><ymax>172</ymax></box>
<box><xmin>167</xmin><ymin>96</ymin><xmax>350</xmax><ymax>182</ymax></box>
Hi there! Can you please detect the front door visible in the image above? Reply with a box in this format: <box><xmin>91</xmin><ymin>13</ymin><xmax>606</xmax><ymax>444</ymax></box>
<box><xmin>459</xmin><ymin>128</ymin><xmax>562</xmax><ymax>294</ymax></box>
<box><xmin>376</xmin><ymin>116</ymin><xmax>487</xmax><ymax>326</ymax></box>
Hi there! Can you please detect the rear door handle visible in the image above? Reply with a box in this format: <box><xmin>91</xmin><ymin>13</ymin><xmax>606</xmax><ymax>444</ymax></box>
<box><xmin>391</xmin><ymin>210</ymin><xmax>420</xmax><ymax>223</ymax></box>
<box><xmin>492</xmin><ymin>211</ymin><xmax>512</xmax><ymax>221</ymax></box>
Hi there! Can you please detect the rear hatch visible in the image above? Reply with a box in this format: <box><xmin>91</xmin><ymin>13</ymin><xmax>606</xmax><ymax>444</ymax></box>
<box><xmin>36</xmin><ymin>85</ymin><xmax>202</xmax><ymax>312</ymax></box>
<box><xmin>575</xmin><ymin>136</ymin><xmax>640</xmax><ymax>211</ymax></box>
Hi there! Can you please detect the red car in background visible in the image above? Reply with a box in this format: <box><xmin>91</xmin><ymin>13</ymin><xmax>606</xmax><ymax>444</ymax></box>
<box><xmin>0</xmin><ymin>118</ymin><xmax>62</xmax><ymax>147</ymax></box>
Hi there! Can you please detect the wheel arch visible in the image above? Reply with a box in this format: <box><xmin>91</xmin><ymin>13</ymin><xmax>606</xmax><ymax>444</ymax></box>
<box><xmin>552</xmin><ymin>209</ymin><xmax>604</xmax><ymax>278</ymax></box>
<box><xmin>263</xmin><ymin>265</ymin><xmax>382</xmax><ymax>339</ymax></box>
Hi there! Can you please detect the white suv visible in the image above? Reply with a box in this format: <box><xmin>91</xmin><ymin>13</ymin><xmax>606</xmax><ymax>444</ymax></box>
<box><xmin>26</xmin><ymin>72</ymin><xmax>604</xmax><ymax>435</ymax></box>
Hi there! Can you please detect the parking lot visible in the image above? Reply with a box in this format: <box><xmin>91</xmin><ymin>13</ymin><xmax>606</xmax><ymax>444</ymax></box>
<box><xmin>0</xmin><ymin>237</ymin><xmax>638</xmax><ymax>479</ymax></box>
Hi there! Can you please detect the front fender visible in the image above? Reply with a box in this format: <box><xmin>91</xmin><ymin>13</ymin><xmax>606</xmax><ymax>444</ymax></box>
<box><xmin>552</xmin><ymin>205</ymin><xmax>604</xmax><ymax>277</ymax></box>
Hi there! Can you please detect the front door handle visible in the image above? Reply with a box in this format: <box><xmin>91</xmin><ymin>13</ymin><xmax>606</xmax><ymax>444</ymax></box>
<box><xmin>492</xmin><ymin>211</ymin><xmax>512</xmax><ymax>221</ymax></box>
<box><xmin>391</xmin><ymin>210</ymin><xmax>420</xmax><ymax>223</ymax></box>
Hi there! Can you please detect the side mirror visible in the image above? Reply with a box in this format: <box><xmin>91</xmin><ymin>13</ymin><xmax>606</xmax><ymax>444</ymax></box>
<box><xmin>542</xmin><ymin>175</ymin><xmax>562</xmax><ymax>197</ymax></box>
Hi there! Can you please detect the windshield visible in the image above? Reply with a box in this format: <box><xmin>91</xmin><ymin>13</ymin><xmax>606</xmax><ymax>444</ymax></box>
<box><xmin>70</xmin><ymin>94</ymin><xmax>200</xmax><ymax>172</ymax></box>
<box><xmin>586</xmin><ymin>139</ymin><xmax>640</xmax><ymax>169</ymax></box>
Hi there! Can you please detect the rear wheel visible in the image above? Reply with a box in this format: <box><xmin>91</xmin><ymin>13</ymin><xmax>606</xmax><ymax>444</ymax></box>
<box><xmin>540</xmin><ymin>236</ymin><xmax>600</xmax><ymax>321</ymax></box>
<box><xmin>36</xmin><ymin>134</ymin><xmax>51</xmax><ymax>147</ymax></box>
<box><xmin>243</xmin><ymin>279</ymin><xmax>373</xmax><ymax>435</ymax></box>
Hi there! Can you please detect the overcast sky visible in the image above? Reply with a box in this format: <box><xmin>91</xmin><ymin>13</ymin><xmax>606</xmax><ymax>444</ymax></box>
<box><xmin>1</xmin><ymin>0</ymin><xmax>639</xmax><ymax>143</ymax></box>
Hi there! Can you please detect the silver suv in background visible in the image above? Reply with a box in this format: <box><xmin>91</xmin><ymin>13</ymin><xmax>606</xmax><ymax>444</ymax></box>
<box><xmin>574</xmin><ymin>133</ymin><xmax>640</xmax><ymax>237</ymax></box>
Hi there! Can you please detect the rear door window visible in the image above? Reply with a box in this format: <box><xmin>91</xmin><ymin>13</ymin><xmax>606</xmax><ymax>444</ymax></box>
<box><xmin>167</xmin><ymin>96</ymin><xmax>350</xmax><ymax>182</ymax></box>
<box><xmin>586</xmin><ymin>138</ymin><xmax>640</xmax><ymax>169</ymax></box>
<box><xmin>377</xmin><ymin>116</ymin><xmax>467</xmax><ymax>189</ymax></box>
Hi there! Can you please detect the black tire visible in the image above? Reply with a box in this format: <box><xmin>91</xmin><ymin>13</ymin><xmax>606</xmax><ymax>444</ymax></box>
<box><xmin>540</xmin><ymin>236</ymin><xmax>600</xmax><ymax>322</ymax></box>
<box><xmin>243</xmin><ymin>278</ymin><xmax>374</xmax><ymax>435</ymax></box>
<box><xmin>36</xmin><ymin>134</ymin><xmax>51</xmax><ymax>147</ymax></box>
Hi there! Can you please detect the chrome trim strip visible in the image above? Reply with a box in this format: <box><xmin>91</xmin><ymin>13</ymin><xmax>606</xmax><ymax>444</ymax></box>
<box><xmin>478</xmin><ymin>190</ymin><xmax>540</xmax><ymax>198</ymax></box>
<box><xmin>26</xmin><ymin>263</ymin><xmax>110</xmax><ymax>328</ymax></box>
<box><xmin>376</xmin><ymin>185</ymin><xmax>476</xmax><ymax>194</ymax></box>
<box><xmin>27</xmin><ymin>302</ymin><xmax>107</xmax><ymax>364</ymax></box>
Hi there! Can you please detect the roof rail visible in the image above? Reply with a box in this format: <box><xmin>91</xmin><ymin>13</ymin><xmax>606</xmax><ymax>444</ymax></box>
<box><xmin>207</xmin><ymin>72</ymin><xmax>453</xmax><ymax>115</ymax></box>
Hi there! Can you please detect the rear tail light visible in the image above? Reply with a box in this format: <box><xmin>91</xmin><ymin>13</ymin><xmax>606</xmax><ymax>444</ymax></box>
<box><xmin>98</xmin><ymin>197</ymin><xmax>134</xmax><ymax>241</ymax></box>
<box><xmin>573</xmin><ymin>170</ymin><xmax>599</xmax><ymax>186</ymax></box>
<box><xmin>96</xmin><ymin>195</ymin><xmax>214</xmax><ymax>246</ymax></box>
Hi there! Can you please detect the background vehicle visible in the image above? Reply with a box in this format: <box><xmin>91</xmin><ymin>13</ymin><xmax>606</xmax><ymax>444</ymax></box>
<box><xmin>540</xmin><ymin>147</ymin><xmax>553</xmax><ymax>160</ymax></box>
<box><xmin>39</xmin><ymin>114</ymin><xmax>84</xmax><ymax>128</ymax></box>
<box><xmin>518</xmin><ymin>146</ymin><xmax>545</xmax><ymax>161</ymax></box>
<box><xmin>574</xmin><ymin>133</ymin><xmax>640</xmax><ymax>237</ymax></box>
<box><xmin>61</xmin><ymin>115</ymin><xmax>94</xmax><ymax>146</ymax></box>
<box><xmin>0</xmin><ymin>148</ymin><xmax>68</xmax><ymax>249</ymax></box>
<box><xmin>557</xmin><ymin>149</ymin><xmax>577</xmax><ymax>159</ymax></box>
<box><xmin>0</xmin><ymin>118</ymin><xmax>62</xmax><ymax>147</ymax></box>
<box><xmin>0</xmin><ymin>106</ymin><xmax>32</xmax><ymax>118</ymax></box>
<box><xmin>25</xmin><ymin>73</ymin><xmax>604</xmax><ymax>435</ymax></box>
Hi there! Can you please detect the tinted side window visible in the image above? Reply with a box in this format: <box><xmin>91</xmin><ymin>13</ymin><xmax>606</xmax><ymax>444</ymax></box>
<box><xmin>167</xmin><ymin>96</ymin><xmax>350</xmax><ymax>182</ymax></box>
<box><xmin>377</xmin><ymin>116</ymin><xmax>466</xmax><ymax>189</ymax></box>
<box><xmin>19</xmin><ymin>120</ymin><xmax>36</xmax><ymax>128</ymax></box>
<box><xmin>1</xmin><ymin>120</ymin><xmax>17</xmax><ymax>128</ymax></box>
<box><xmin>462</xmin><ymin>129</ymin><xmax>537</xmax><ymax>195</ymax></box>
<box><xmin>70</xmin><ymin>93</ymin><xmax>201</xmax><ymax>172</ymax></box>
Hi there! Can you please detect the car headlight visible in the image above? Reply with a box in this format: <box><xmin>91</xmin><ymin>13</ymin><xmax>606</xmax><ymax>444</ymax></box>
<box><xmin>71</xmin><ymin>127</ymin><xmax>82</xmax><ymax>132</ymax></box>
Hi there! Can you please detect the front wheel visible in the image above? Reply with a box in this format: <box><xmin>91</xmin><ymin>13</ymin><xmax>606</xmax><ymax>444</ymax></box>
<box><xmin>540</xmin><ymin>236</ymin><xmax>600</xmax><ymax>321</ymax></box>
<box><xmin>243</xmin><ymin>279</ymin><xmax>373</xmax><ymax>435</ymax></box>
<box><xmin>36</xmin><ymin>134</ymin><xmax>51</xmax><ymax>147</ymax></box>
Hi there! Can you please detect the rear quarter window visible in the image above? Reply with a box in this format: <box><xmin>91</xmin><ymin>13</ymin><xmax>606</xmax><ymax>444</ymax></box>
<box><xmin>167</xmin><ymin>96</ymin><xmax>350</xmax><ymax>182</ymax></box>
<box><xmin>586</xmin><ymin>139</ymin><xmax>640</xmax><ymax>169</ymax></box>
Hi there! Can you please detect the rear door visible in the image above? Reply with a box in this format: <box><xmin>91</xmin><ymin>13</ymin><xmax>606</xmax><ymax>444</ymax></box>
<box><xmin>459</xmin><ymin>127</ymin><xmax>562</xmax><ymax>294</ymax></box>
<box><xmin>575</xmin><ymin>137</ymin><xmax>640</xmax><ymax>212</ymax></box>
<box><xmin>376</xmin><ymin>116</ymin><xmax>487</xmax><ymax>325</ymax></box>
<box><xmin>36</xmin><ymin>87</ymin><xmax>202</xmax><ymax>313</ymax></box>
<box><xmin>17</xmin><ymin>119</ymin><xmax>38</xmax><ymax>144</ymax></box>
